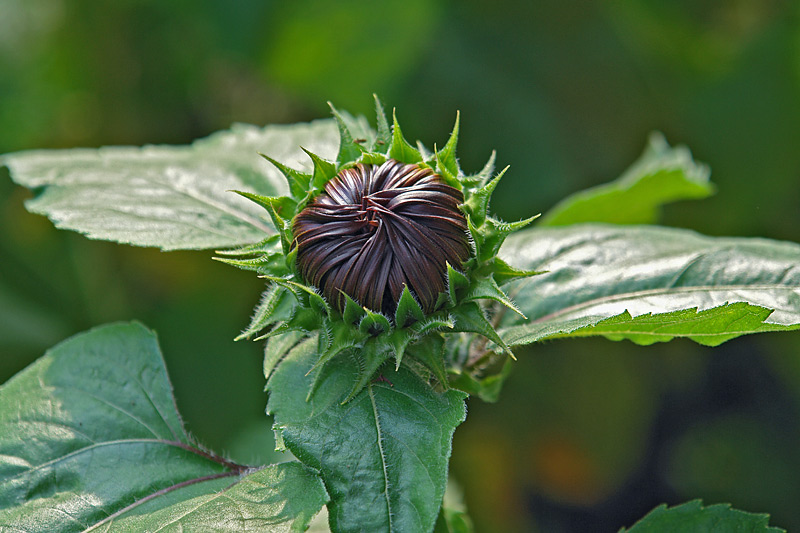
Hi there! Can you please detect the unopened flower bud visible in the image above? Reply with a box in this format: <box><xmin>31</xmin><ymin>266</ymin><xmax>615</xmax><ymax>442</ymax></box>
<box><xmin>292</xmin><ymin>159</ymin><xmax>471</xmax><ymax>316</ymax></box>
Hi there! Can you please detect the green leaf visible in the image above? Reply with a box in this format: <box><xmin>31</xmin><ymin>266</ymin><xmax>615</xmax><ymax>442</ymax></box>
<box><xmin>540</xmin><ymin>133</ymin><xmax>713</xmax><ymax>226</ymax></box>
<box><xmin>395</xmin><ymin>285</ymin><xmax>425</xmax><ymax>328</ymax></box>
<box><xmin>339</xmin><ymin>292</ymin><xmax>366</xmax><ymax>326</ymax></box>
<box><xmin>498</xmin><ymin>224</ymin><xmax>800</xmax><ymax>346</ymax></box>
<box><xmin>359</xmin><ymin>308</ymin><xmax>392</xmax><ymax>336</ymax></box>
<box><xmin>478</xmin><ymin>215</ymin><xmax>538</xmax><ymax>263</ymax></box>
<box><xmin>446</xmin><ymin>263</ymin><xmax>470</xmax><ymax>305</ymax></box>
<box><xmin>464</xmin><ymin>276</ymin><xmax>525</xmax><ymax>319</ymax></box>
<box><xmin>2</xmin><ymin>120</ymin><xmax>340</xmax><ymax>250</ymax></box>
<box><xmin>483</xmin><ymin>256</ymin><xmax>541</xmax><ymax>285</ymax></box>
<box><xmin>0</xmin><ymin>322</ymin><xmax>328</xmax><ymax>532</ymax></box>
<box><xmin>408</xmin><ymin>334</ymin><xmax>449</xmax><ymax>387</ymax></box>
<box><xmin>435</xmin><ymin>112</ymin><xmax>460</xmax><ymax>180</ymax></box>
<box><xmin>303</xmin><ymin>147</ymin><xmax>339</xmax><ymax>192</ymax></box>
<box><xmin>462</xmin><ymin>166</ymin><xmax>507</xmax><ymax>226</ymax></box>
<box><xmin>373</xmin><ymin>95</ymin><xmax>392</xmax><ymax>150</ymax></box>
<box><xmin>85</xmin><ymin>463</ymin><xmax>327</xmax><ymax>532</ymax></box>
<box><xmin>329</xmin><ymin>102</ymin><xmax>365</xmax><ymax>165</ymax></box>
<box><xmin>388</xmin><ymin>110</ymin><xmax>422</xmax><ymax>163</ymax></box>
<box><xmin>237</xmin><ymin>285</ymin><xmax>296</xmax><ymax>341</ymax></box>
<box><xmin>528</xmin><ymin>303</ymin><xmax>799</xmax><ymax>347</ymax></box>
<box><xmin>451</xmin><ymin>302</ymin><xmax>512</xmax><ymax>356</ymax></box>
<box><xmin>259</xmin><ymin>152</ymin><xmax>312</xmax><ymax>201</ymax></box>
<box><xmin>620</xmin><ymin>500</ymin><xmax>784</xmax><ymax>532</ymax></box>
<box><xmin>267</xmin><ymin>337</ymin><xmax>467</xmax><ymax>533</ymax></box>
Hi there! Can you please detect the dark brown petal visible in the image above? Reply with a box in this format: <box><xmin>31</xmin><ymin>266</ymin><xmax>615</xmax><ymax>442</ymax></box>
<box><xmin>292</xmin><ymin>159</ymin><xmax>471</xmax><ymax>316</ymax></box>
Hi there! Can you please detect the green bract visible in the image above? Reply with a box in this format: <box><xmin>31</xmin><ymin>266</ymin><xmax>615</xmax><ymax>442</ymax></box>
<box><xmin>216</xmin><ymin>97</ymin><xmax>540</xmax><ymax>400</ymax></box>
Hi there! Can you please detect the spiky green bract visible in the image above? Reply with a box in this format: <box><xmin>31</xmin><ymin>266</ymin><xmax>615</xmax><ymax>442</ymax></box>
<box><xmin>219</xmin><ymin>98</ymin><xmax>539</xmax><ymax>399</ymax></box>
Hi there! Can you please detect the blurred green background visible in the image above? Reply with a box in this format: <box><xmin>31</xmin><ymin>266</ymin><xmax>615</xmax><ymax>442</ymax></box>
<box><xmin>2</xmin><ymin>1</ymin><xmax>800</xmax><ymax>531</ymax></box>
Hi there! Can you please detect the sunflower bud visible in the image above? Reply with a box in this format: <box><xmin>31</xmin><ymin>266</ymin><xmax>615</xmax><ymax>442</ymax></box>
<box><xmin>292</xmin><ymin>159</ymin><xmax>471</xmax><ymax>317</ymax></box>
<box><xmin>217</xmin><ymin>98</ymin><xmax>539</xmax><ymax>401</ymax></box>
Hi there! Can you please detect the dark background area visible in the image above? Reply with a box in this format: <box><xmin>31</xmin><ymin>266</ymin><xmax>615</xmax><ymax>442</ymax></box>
<box><xmin>2</xmin><ymin>1</ymin><xmax>800</xmax><ymax>531</ymax></box>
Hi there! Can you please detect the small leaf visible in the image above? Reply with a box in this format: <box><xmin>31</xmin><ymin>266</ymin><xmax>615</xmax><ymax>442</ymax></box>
<box><xmin>236</xmin><ymin>285</ymin><xmax>295</xmax><ymax>341</ymax></box>
<box><xmin>329</xmin><ymin>102</ymin><xmax>364</xmax><ymax>164</ymax></box>
<box><xmin>215</xmin><ymin>235</ymin><xmax>278</xmax><ymax>257</ymax></box>
<box><xmin>342</xmin><ymin>292</ymin><xmax>367</xmax><ymax>325</ymax></box>
<box><xmin>395</xmin><ymin>285</ymin><xmax>426</xmax><ymax>328</ymax></box>
<box><xmin>259</xmin><ymin>152</ymin><xmax>312</xmax><ymax>201</ymax></box>
<box><xmin>484</xmin><ymin>256</ymin><xmax>542</xmax><ymax>285</ymax></box>
<box><xmin>388</xmin><ymin>109</ymin><xmax>423</xmax><ymax>163</ymax></box>
<box><xmin>373</xmin><ymin>94</ymin><xmax>392</xmax><ymax>149</ymax></box>
<box><xmin>411</xmin><ymin>315</ymin><xmax>456</xmax><ymax>336</ymax></box>
<box><xmin>408</xmin><ymin>334</ymin><xmax>449</xmax><ymax>388</ymax></box>
<box><xmin>267</xmin><ymin>338</ymin><xmax>467</xmax><ymax>533</ymax></box>
<box><xmin>465</xmin><ymin>214</ymin><xmax>482</xmax><ymax>259</ymax></box>
<box><xmin>464</xmin><ymin>276</ymin><xmax>526</xmax><ymax>318</ymax></box>
<box><xmin>303</xmin><ymin>147</ymin><xmax>338</xmax><ymax>192</ymax></box>
<box><xmin>308</xmin><ymin>324</ymin><xmax>361</xmax><ymax>377</ymax></box>
<box><xmin>451</xmin><ymin>302</ymin><xmax>512</xmax><ymax>357</ymax></box>
<box><xmin>620</xmin><ymin>500</ymin><xmax>784</xmax><ymax>532</ymax></box>
<box><xmin>342</xmin><ymin>341</ymin><xmax>393</xmax><ymax>403</ymax></box>
<box><xmin>475</xmin><ymin>150</ymin><xmax>497</xmax><ymax>186</ymax></box>
<box><xmin>214</xmin><ymin>254</ymin><xmax>272</xmax><ymax>272</ymax></box>
<box><xmin>540</xmin><ymin>132</ymin><xmax>713</xmax><ymax>227</ymax></box>
<box><xmin>214</xmin><ymin>235</ymin><xmax>290</xmax><ymax>276</ymax></box>
<box><xmin>463</xmin><ymin>166</ymin><xmax>507</xmax><ymax>226</ymax></box>
<box><xmin>479</xmin><ymin>215</ymin><xmax>538</xmax><ymax>262</ymax></box>
<box><xmin>232</xmin><ymin>191</ymin><xmax>295</xmax><ymax>251</ymax></box>
<box><xmin>436</xmin><ymin>112</ymin><xmax>460</xmax><ymax>180</ymax></box>
<box><xmin>261</xmin><ymin>276</ymin><xmax>331</xmax><ymax>319</ymax></box>
<box><xmin>446</xmin><ymin>263</ymin><xmax>471</xmax><ymax>305</ymax></box>
<box><xmin>359</xmin><ymin>309</ymin><xmax>392</xmax><ymax>336</ymax></box>
<box><xmin>388</xmin><ymin>330</ymin><xmax>413</xmax><ymax>369</ymax></box>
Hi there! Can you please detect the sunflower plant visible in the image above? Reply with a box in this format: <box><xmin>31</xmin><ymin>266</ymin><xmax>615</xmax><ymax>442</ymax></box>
<box><xmin>1</xmin><ymin>98</ymin><xmax>796</xmax><ymax>532</ymax></box>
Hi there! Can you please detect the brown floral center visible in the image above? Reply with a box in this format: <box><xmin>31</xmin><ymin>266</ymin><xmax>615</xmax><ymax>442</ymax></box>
<box><xmin>292</xmin><ymin>159</ymin><xmax>471</xmax><ymax>316</ymax></box>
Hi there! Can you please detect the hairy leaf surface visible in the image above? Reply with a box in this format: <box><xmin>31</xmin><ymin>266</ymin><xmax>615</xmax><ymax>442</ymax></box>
<box><xmin>499</xmin><ymin>224</ymin><xmax>800</xmax><ymax>345</ymax></box>
<box><xmin>0</xmin><ymin>322</ymin><xmax>327</xmax><ymax>532</ymax></box>
<box><xmin>267</xmin><ymin>337</ymin><xmax>467</xmax><ymax>533</ymax></box>
<box><xmin>540</xmin><ymin>133</ymin><xmax>712</xmax><ymax>226</ymax></box>
<box><xmin>620</xmin><ymin>500</ymin><xmax>784</xmax><ymax>532</ymax></box>
<box><xmin>85</xmin><ymin>463</ymin><xmax>326</xmax><ymax>532</ymax></box>
<box><xmin>2</xmin><ymin>120</ymin><xmax>340</xmax><ymax>250</ymax></box>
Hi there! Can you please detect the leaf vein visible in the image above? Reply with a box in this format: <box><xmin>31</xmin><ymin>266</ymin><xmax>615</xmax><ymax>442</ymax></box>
<box><xmin>368</xmin><ymin>384</ymin><xmax>394</xmax><ymax>532</ymax></box>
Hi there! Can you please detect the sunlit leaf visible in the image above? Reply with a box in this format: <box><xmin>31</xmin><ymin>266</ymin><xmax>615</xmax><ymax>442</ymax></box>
<box><xmin>499</xmin><ymin>224</ymin><xmax>800</xmax><ymax>346</ymax></box>
<box><xmin>2</xmin><ymin>120</ymin><xmax>340</xmax><ymax>250</ymax></box>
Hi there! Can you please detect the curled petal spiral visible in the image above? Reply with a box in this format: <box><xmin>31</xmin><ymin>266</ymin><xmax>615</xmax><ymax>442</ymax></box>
<box><xmin>292</xmin><ymin>159</ymin><xmax>471</xmax><ymax>316</ymax></box>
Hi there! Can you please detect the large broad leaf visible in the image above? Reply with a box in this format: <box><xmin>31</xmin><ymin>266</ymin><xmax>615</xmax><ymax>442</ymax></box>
<box><xmin>539</xmin><ymin>133</ymin><xmax>712</xmax><ymax>226</ymax></box>
<box><xmin>1</xmin><ymin>120</ymin><xmax>341</xmax><ymax>250</ymax></box>
<box><xmin>620</xmin><ymin>500</ymin><xmax>784</xmax><ymax>532</ymax></box>
<box><xmin>267</xmin><ymin>337</ymin><xmax>467</xmax><ymax>533</ymax></box>
<box><xmin>498</xmin><ymin>224</ymin><xmax>800</xmax><ymax>346</ymax></box>
<box><xmin>0</xmin><ymin>322</ymin><xmax>327</xmax><ymax>532</ymax></box>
